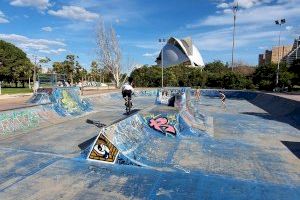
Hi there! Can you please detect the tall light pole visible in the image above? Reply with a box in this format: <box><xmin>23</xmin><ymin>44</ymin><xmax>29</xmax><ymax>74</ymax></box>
<box><xmin>275</xmin><ymin>18</ymin><xmax>286</xmax><ymax>86</ymax></box>
<box><xmin>159</xmin><ymin>38</ymin><xmax>166</xmax><ymax>88</ymax></box>
<box><xmin>32</xmin><ymin>54</ymin><xmax>37</xmax><ymax>85</ymax></box>
<box><xmin>231</xmin><ymin>2</ymin><xmax>238</xmax><ymax>71</ymax></box>
<box><xmin>0</xmin><ymin>61</ymin><xmax>2</xmax><ymax>95</ymax></box>
<box><xmin>296</xmin><ymin>38</ymin><xmax>299</xmax><ymax>60</ymax></box>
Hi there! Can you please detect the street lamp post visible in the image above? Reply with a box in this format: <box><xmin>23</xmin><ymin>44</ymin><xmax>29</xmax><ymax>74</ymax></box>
<box><xmin>159</xmin><ymin>38</ymin><xmax>166</xmax><ymax>88</ymax></box>
<box><xmin>275</xmin><ymin>19</ymin><xmax>286</xmax><ymax>87</ymax></box>
<box><xmin>296</xmin><ymin>38</ymin><xmax>299</xmax><ymax>60</ymax></box>
<box><xmin>231</xmin><ymin>3</ymin><xmax>238</xmax><ymax>71</ymax></box>
<box><xmin>0</xmin><ymin>61</ymin><xmax>2</xmax><ymax>95</ymax></box>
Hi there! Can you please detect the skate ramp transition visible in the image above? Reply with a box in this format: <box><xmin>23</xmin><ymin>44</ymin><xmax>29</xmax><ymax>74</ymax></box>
<box><xmin>0</xmin><ymin>88</ymin><xmax>158</xmax><ymax>135</ymax></box>
<box><xmin>199</xmin><ymin>89</ymin><xmax>300</xmax><ymax>127</ymax></box>
<box><xmin>87</xmin><ymin>88</ymin><xmax>300</xmax><ymax>167</ymax></box>
<box><xmin>28</xmin><ymin>87</ymin><xmax>92</xmax><ymax>116</ymax></box>
<box><xmin>87</xmin><ymin>107</ymin><xmax>211</xmax><ymax>167</ymax></box>
<box><xmin>0</xmin><ymin>104</ymin><xmax>64</xmax><ymax>135</ymax></box>
<box><xmin>87</xmin><ymin>88</ymin><xmax>214</xmax><ymax>167</ymax></box>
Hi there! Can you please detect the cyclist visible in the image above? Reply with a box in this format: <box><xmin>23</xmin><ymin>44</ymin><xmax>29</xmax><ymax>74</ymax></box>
<box><xmin>121</xmin><ymin>77</ymin><xmax>134</xmax><ymax>109</ymax></box>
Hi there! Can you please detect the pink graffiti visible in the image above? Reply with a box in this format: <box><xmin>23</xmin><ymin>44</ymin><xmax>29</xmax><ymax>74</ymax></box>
<box><xmin>149</xmin><ymin>117</ymin><xmax>176</xmax><ymax>136</ymax></box>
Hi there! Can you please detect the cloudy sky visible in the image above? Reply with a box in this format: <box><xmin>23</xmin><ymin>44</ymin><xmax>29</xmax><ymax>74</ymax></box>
<box><xmin>0</xmin><ymin>0</ymin><xmax>299</xmax><ymax>70</ymax></box>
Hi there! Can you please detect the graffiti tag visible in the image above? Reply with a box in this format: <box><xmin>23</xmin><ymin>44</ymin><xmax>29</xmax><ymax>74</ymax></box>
<box><xmin>149</xmin><ymin>117</ymin><xmax>176</xmax><ymax>136</ymax></box>
<box><xmin>94</xmin><ymin>144</ymin><xmax>110</xmax><ymax>159</ymax></box>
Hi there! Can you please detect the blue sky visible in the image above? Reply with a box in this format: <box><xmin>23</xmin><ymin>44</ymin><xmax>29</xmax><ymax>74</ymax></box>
<box><xmin>0</xmin><ymin>0</ymin><xmax>299</xmax><ymax>72</ymax></box>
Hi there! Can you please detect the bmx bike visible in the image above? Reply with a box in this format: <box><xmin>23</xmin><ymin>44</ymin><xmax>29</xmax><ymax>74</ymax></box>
<box><xmin>124</xmin><ymin>96</ymin><xmax>132</xmax><ymax>115</ymax></box>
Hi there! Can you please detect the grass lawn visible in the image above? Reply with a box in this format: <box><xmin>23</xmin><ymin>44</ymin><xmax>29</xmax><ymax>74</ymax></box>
<box><xmin>1</xmin><ymin>88</ymin><xmax>33</xmax><ymax>95</ymax></box>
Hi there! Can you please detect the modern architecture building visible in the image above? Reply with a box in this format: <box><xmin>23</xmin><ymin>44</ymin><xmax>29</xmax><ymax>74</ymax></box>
<box><xmin>155</xmin><ymin>37</ymin><xmax>205</xmax><ymax>67</ymax></box>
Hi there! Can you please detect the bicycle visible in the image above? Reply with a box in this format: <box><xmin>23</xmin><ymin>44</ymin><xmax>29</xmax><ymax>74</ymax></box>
<box><xmin>124</xmin><ymin>96</ymin><xmax>132</xmax><ymax>115</ymax></box>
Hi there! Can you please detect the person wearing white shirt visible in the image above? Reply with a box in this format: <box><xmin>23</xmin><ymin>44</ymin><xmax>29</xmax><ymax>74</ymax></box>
<box><xmin>121</xmin><ymin>77</ymin><xmax>134</xmax><ymax>106</ymax></box>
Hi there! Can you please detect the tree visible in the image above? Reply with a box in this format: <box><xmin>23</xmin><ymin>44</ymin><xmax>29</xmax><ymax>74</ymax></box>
<box><xmin>52</xmin><ymin>61</ymin><xmax>65</xmax><ymax>75</ymax></box>
<box><xmin>288</xmin><ymin>59</ymin><xmax>300</xmax><ymax>87</ymax></box>
<box><xmin>204</xmin><ymin>60</ymin><xmax>229</xmax><ymax>74</ymax></box>
<box><xmin>74</xmin><ymin>62</ymin><xmax>87</xmax><ymax>83</ymax></box>
<box><xmin>0</xmin><ymin>40</ymin><xmax>33</xmax><ymax>87</ymax></box>
<box><xmin>63</xmin><ymin>55</ymin><xmax>77</xmax><ymax>84</ymax></box>
<box><xmin>253</xmin><ymin>63</ymin><xmax>291</xmax><ymax>90</ymax></box>
<box><xmin>96</xmin><ymin>20</ymin><xmax>122</xmax><ymax>87</ymax></box>
<box><xmin>90</xmin><ymin>61</ymin><xmax>99</xmax><ymax>82</ymax></box>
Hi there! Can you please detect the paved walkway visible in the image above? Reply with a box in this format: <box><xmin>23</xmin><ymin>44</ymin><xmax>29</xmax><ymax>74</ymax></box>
<box><xmin>268</xmin><ymin>92</ymin><xmax>300</xmax><ymax>102</ymax></box>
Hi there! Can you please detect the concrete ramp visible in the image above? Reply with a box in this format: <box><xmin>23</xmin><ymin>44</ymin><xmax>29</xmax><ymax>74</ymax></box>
<box><xmin>29</xmin><ymin>87</ymin><xmax>92</xmax><ymax>116</ymax></box>
<box><xmin>87</xmin><ymin>107</ymin><xmax>209</xmax><ymax>167</ymax></box>
<box><xmin>28</xmin><ymin>92</ymin><xmax>51</xmax><ymax>104</ymax></box>
<box><xmin>0</xmin><ymin>104</ymin><xmax>63</xmax><ymax>135</ymax></box>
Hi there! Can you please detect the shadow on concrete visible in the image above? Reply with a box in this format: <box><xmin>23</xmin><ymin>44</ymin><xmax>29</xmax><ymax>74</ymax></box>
<box><xmin>281</xmin><ymin>141</ymin><xmax>300</xmax><ymax>159</ymax></box>
<box><xmin>122</xmin><ymin>109</ymin><xmax>141</xmax><ymax>116</ymax></box>
<box><xmin>86</xmin><ymin>119</ymin><xmax>106</xmax><ymax>128</ymax></box>
<box><xmin>80</xmin><ymin>109</ymin><xmax>141</xmax><ymax>150</ymax></box>
<box><xmin>78</xmin><ymin>135</ymin><xmax>97</xmax><ymax>150</ymax></box>
<box><xmin>241</xmin><ymin>112</ymin><xmax>300</xmax><ymax>130</ymax></box>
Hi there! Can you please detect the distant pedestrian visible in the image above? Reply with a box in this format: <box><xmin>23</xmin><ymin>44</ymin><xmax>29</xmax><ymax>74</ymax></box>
<box><xmin>219</xmin><ymin>90</ymin><xmax>226</xmax><ymax>109</ymax></box>
<box><xmin>78</xmin><ymin>81</ymin><xmax>83</xmax><ymax>95</ymax></box>
<box><xmin>195</xmin><ymin>86</ymin><xmax>201</xmax><ymax>101</ymax></box>
<box><xmin>34</xmin><ymin>81</ymin><xmax>39</xmax><ymax>93</ymax></box>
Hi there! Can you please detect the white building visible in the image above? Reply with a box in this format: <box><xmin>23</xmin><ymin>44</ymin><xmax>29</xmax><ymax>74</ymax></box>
<box><xmin>155</xmin><ymin>37</ymin><xmax>204</xmax><ymax>67</ymax></box>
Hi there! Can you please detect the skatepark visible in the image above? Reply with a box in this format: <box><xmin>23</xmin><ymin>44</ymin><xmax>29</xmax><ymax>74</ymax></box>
<box><xmin>0</xmin><ymin>87</ymin><xmax>299</xmax><ymax>199</ymax></box>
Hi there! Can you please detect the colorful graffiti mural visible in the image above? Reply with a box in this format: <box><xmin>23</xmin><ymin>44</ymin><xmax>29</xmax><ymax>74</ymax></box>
<box><xmin>60</xmin><ymin>90</ymin><xmax>81</xmax><ymax>113</ymax></box>
<box><xmin>149</xmin><ymin>117</ymin><xmax>176</xmax><ymax>136</ymax></box>
<box><xmin>143</xmin><ymin>112</ymin><xmax>177</xmax><ymax>137</ymax></box>
<box><xmin>0</xmin><ymin>106</ymin><xmax>60</xmax><ymax>135</ymax></box>
<box><xmin>52</xmin><ymin>87</ymin><xmax>91</xmax><ymax>116</ymax></box>
<box><xmin>0</xmin><ymin>110</ymin><xmax>39</xmax><ymax>134</ymax></box>
<box><xmin>88</xmin><ymin>133</ymin><xmax>119</xmax><ymax>164</ymax></box>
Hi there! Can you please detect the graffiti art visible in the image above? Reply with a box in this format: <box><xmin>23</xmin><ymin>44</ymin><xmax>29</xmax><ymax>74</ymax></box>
<box><xmin>148</xmin><ymin>117</ymin><xmax>176</xmax><ymax>136</ymax></box>
<box><xmin>88</xmin><ymin>133</ymin><xmax>119</xmax><ymax>164</ymax></box>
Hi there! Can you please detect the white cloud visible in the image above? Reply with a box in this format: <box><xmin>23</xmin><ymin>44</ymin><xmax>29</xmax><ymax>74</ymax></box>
<box><xmin>143</xmin><ymin>51</ymin><xmax>159</xmax><ymax>57</ymax></box>
<box><xmin>0</xmin><ymin>33</ymin><xmax>66</xmax><ymax>54</ymax></box>
<box><xmin>232</xmin><ymin>0</ymin><xmax>272</xmax><ymax>9</ymax></box>
<box><xmin>41</xmin><ymin>26</ymin><xmax>53</xmax><ymax>32</ymax></box>
<box><xmin>286</xmin><ymin>26</ymin><xmax>293</xmax><ymax>31</ymax></box>
<box><xmin>192</xmin><ymin>26</ymin><xmax>279</xmax><ymax>51</ymax></box>
<box><xmin>217</xmin><ymin>3</ymin><xmax>229</xmax><ymax>9</ymax></box>
<box><xmin>258</xmin><ymin>46</ymin><xmax>267</xmax><ymax>50</ymax></box>
<box><xmin>48</xmin><ymin>6</ymin><xmax>99</xmax><ymax>21</ymax></box>
<box><xmin>188</xmin><ymin>2</ymin><xmax>300</xmax><ymax>27</ymax></box>
<box><xmin>39</xmin><ymin>48</ymin><xmax>66</xmax><ymax>54</ymax></box>
<box><xmin>9</xmin><ymin>0</ymin><xmax>51</xmax><ymax>10</ymax></box>
<box><xmin>134</xmin><ymin>42</ymin><xmax>159</xmax><ymax>50</ymax></box>
<box><xmin>0</xmin><ymin>10</ymin><xmax>9</xmax><ymax>23</ymax></box>
<box><xmin>223</xmin><ymin>8</ymin><xmax>232</xmax><ymax>14</ymax></box>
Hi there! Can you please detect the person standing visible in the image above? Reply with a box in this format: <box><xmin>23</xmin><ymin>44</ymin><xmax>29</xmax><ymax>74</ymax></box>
<box><xmin>34</xmin><ymin>80</ymin><xmax>39</xmax><ymax>93</ymax></box>
<box><xmin>195</xmin><ymin>86</ymin><xmax>201</xmax><ymax>101</ymax></box>
<box><xmin>219</xmin><ymin>91</ymin><xmax>226</xmax><ymax>110</ymax></box>
<box><xmin>78</xmin><ymin>81</ymin><xmax>83</xmax><ymax>95</ymax></box>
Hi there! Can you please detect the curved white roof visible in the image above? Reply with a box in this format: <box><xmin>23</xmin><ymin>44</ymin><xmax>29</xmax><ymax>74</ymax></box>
<box><xmin>156</xmin><ymin>37</ymin><xmax>204</xmax><ymax>67</ymax></box>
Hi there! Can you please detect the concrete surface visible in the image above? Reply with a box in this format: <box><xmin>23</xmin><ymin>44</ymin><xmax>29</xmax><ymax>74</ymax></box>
<box><xmin>0</xmin><ymin>89</ymin><xmax>299</xmax><ymax>199</ymax></box>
